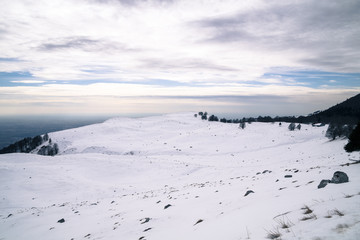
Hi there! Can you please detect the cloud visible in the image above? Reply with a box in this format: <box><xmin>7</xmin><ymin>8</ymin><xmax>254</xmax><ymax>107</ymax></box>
<box><xmin>0</xmin><ymin>0</ymin><xmax>359</xmax><ymax>116</ymax></box>
<box><xmin>11</xmin><ymin>80</ymin><xmax>45</xmax><ymax>84</ymax></box>
<box><xmin>140</xmin><ymin>58</ymin><xmax>237</xmax><ymax>72</ymax></box>
<box><xmin>39</xmin><ymin>37</ymin><xmax>101</xmax><ymax>51</ymax></box>
<box><xmin>193</xmin><ymin>0</ymin><xmax>360</xmax><ymax>72</ymax></box>
<box><xmin>1</xmin><ymin>82</ymin><xmax>358</xmax><ymax>116</ymax></box>
<box><xmin>38</xmin><ymin>36</ymin><xmax>139</xmax><ymax>53</ymax></box>
<box><xmin>90</xmin><ymin>0</ymin><xmax>176</xmax><ymax>6</ymax></box>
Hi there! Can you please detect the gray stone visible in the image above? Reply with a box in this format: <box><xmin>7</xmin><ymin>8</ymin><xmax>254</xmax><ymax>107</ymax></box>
<box><xmin>330</xmin><ymin>171</ymin><xmax>349</xmax><ymax>184</ymax></box>
<box><xmin>317</xmin><ymin>179</ymin><xmax>330</xmax><ymax>189</ymax></box>
<box><xmin>244</xmin><ymin>190</ymin><xmax>254</xmax><ymax>196</ymax></box>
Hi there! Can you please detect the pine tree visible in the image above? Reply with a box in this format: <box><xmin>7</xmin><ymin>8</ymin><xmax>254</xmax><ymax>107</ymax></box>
<box><xmin>344</xmin><ymin>122</ymin><xmax>360</xmax><ymax>152</ymax></box>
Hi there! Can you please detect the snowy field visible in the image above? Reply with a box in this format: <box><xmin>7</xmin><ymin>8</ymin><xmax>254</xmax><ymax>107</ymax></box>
<box><xmin>0</xmin><ymin>113</ymin><xmax>359</xmax><ymax>240</ymax></box>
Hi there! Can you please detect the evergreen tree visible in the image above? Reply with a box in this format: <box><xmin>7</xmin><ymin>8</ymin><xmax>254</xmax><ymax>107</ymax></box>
<box><xmin>344</xmin><ymin>122</ymin><xmax>360</xmax><ymax>152</ymax></box>
<box><xmin>220</xmin><ymin>118</ymin><xmax>227</xmax><ymax>123</ymax></box>
<box><xmin>325</xmin><ymin>123</ymin><xmax>352</xmax><ymax>140</ymax></box>
<box><xmin>208</xmin><ymin>115</ymin><xmax>219</xmax><ymax>122</ymax></box>
<box><xmin>43</xmin><ymin>133</ymin><xmax>49</xmax><ymax>142</ymax></box>
<box><xmin>288</xmin><ymin>123</ymin><xmax>296</xmax><ymax>131</ymax></box>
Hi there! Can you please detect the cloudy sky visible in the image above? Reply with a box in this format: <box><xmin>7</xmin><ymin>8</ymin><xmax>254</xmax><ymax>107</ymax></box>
<box><xmin>0</xmin><ymin>0</ymin><xmax>359</xmax><ymax>117</ymax></box>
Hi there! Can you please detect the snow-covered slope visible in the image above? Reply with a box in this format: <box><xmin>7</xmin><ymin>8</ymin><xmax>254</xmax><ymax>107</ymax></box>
<box><xmin>0</xmin><ymin>113</ymin><xmax>359</xmax><ymax>240</ymax></box>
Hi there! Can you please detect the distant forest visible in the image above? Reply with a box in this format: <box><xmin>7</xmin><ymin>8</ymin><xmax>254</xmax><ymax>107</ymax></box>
<box><xmin>198</xmin><ymin>93</ymin><xmax>360</xmax><ymax>125</ymax></box>
<box><xmin>0</xmin><ymin>133</ymin><xmax>58</xmax><ymax>156</ymax></box>
<box><xmin>196</xmin><ymin>93</ymin><xmax>360</xmax><ymax>141</ymax></box>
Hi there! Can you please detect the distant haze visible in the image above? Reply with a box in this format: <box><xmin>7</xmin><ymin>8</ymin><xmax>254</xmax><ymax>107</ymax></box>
<box><xmin>0</xmin><ymin>115</ymin><xmax>110</xmax><ymax>149</ymax></box>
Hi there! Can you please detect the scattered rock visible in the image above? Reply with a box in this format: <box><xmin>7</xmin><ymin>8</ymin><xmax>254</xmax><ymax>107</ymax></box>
<box><xmin>84</xmin><ymin>233</ymin><xmax>91</xmax><ymax>238</ymax></box>
<box><xmin>284</xmin><ymin>175</ymin><xmax>292</xmax><ymax>178</ymax></box>
<box><xmin>194</xmin><ymin>219</ymin><xmax>203</xmax><ymax>225</ymax></box>
<box><xmin>331</xmin><ymin>171</ymin><xmax>349</xmax><ymax>184</ymax></box>
<box><xmin>318</xmin><ymin>179</ymin><xmax>330</xmax><ymax>189</ymax></box>
<box><xmin>57</xmin><ymin>218</ymin><xmax>65</xmax><ymax>223</ymax></box>
<box><xmin>244</xmin><ymin>190</ymin><xmax>254</xmax><ymax>196</ymax></box>
<box><xmin>140</xmin><ymin>218</ymin><xmax>150</xmax><ymax>224</ymax></box>
<box><xmin>139</xmin><ymin>237</ymin><xmax>145</xmax><ymax>240</ymax></box>
<box><xmin>7</xmin><ymin>214</ymin><xmax>12</xmax><ymax>218</ymax></box>
<box><xmin>143</xmin><ymin>228</ymin><xmax>152</xmax><ymax>232</ymax></box>
<box><xmin>164</xmin><ymin>204</ymin><xmax>172</xmax><ymax>209</ymax></box>
<box><xmin>318</xmin><ymin>171</ymin><xmax>349</xmax><ymax>189</ymax></box>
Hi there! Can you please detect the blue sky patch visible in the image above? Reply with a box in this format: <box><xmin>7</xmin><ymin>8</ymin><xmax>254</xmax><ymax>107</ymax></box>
<box><xmin>262</xmin><ymin>70</ymin><xmax>360</xmax><ymax>88</ymax></box>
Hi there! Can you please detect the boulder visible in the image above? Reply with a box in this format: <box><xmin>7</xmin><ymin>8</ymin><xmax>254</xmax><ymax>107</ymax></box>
<box><xmin>317</xmin><ymin>171</ymin><xmax>349</xmax><ymax>189</ymax></box>
<box><xmin>330</xmin><ymin>171</ymin><xmax>349</xmax><ymax>184</ymax></box>
<box><xmin>317</xmin><ymin>179</ymin><xmax>330</xmax><ymax>189</ymax></box>
<box><xmin>244</xmin><ymin>190</ymin><xmax>254</xmax><ymax>196</ymax></box>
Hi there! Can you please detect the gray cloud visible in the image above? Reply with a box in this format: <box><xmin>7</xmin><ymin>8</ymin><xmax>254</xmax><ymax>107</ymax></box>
<box><xmin>38</xmin><ymin>36</ymin><xmax>139</xmax><ymax>53</ymax></box>
<box><xmin>193</xmin><ymin>0</ymin><xmax>360</xmax><ymax>72</ymax></box>
<box><xmin>89</xmin><ymin>0</ymin><xmax>175</xmax><ymax>7</ymax></box>
<box><xmin>140</xmin><ymin>58</ymin><xmax>237</xmax><ymax>72</ymax></box>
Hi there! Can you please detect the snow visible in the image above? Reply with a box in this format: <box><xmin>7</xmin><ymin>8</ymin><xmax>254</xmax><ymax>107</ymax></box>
<box><xmin>0</xmin><ymin>113</ymin><xmax>359</xmax><ymax>240</ymax></box>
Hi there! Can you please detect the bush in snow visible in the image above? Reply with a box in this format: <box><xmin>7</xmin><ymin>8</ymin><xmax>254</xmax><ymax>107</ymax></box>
<box><xmin>344</xmin><ymin>121</ymin><xmax>360</xmax><ymax>152</ymax></box>
<box><xmin>326</xmin><ymin>123</ymin><xmax>354</xmax><ymax>140</ymax></box>
<box><xmin>0</xmin><ymin>134</ymin><xmax>48</xmax><ymax>154</ymax></box>
<box><xmin>208</xmin><ymin>115</ymin><xmax>219</xmax><ymax>122</ymax></box>
<box><xmin>288</xmin><ymin>123</ymin><xmax>296</xmax><ymax>131</ymax></box>
<box><xmin>37</xmin><ymin>143</ymin><xmax>59</xmax><ymax>156</ymax></box>
<box><xmin>239</xmin><ymin>122</ymin><xmax>246</xmax><ymax>129</ymax></box>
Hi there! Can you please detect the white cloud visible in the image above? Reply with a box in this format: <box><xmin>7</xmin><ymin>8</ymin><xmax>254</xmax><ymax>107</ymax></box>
<box><xmin>0</xmin><ymin>0</ymin><xmax>359</xmax><ymax>116</ymax></box>
<box><xmin>11</xmin><ymin>80</ymin><xmax>45</xmax><ymax>84</ymax></box>
<box><xmin>1</xmin><ymin>0</ymin><xmax>358</xmax><ymax>83</ymax></box>
<box><xmin>0</xmin><ymin>82</ymin><xmax>359</xmax><ymax>115</ymax></box>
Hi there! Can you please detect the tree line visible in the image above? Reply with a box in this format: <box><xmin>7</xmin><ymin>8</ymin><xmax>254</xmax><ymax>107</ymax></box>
<box><xmin>0</xmin><ymin>133</ymin><xmax>58</xmax><ymax>156</ymax></box>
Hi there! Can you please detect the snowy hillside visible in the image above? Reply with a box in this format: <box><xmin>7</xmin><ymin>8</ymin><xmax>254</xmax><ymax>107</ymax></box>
<box><xmin>0</xmin><ymin>113</ymin><xmax>359</xmax><ymax>240</ymax></box>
